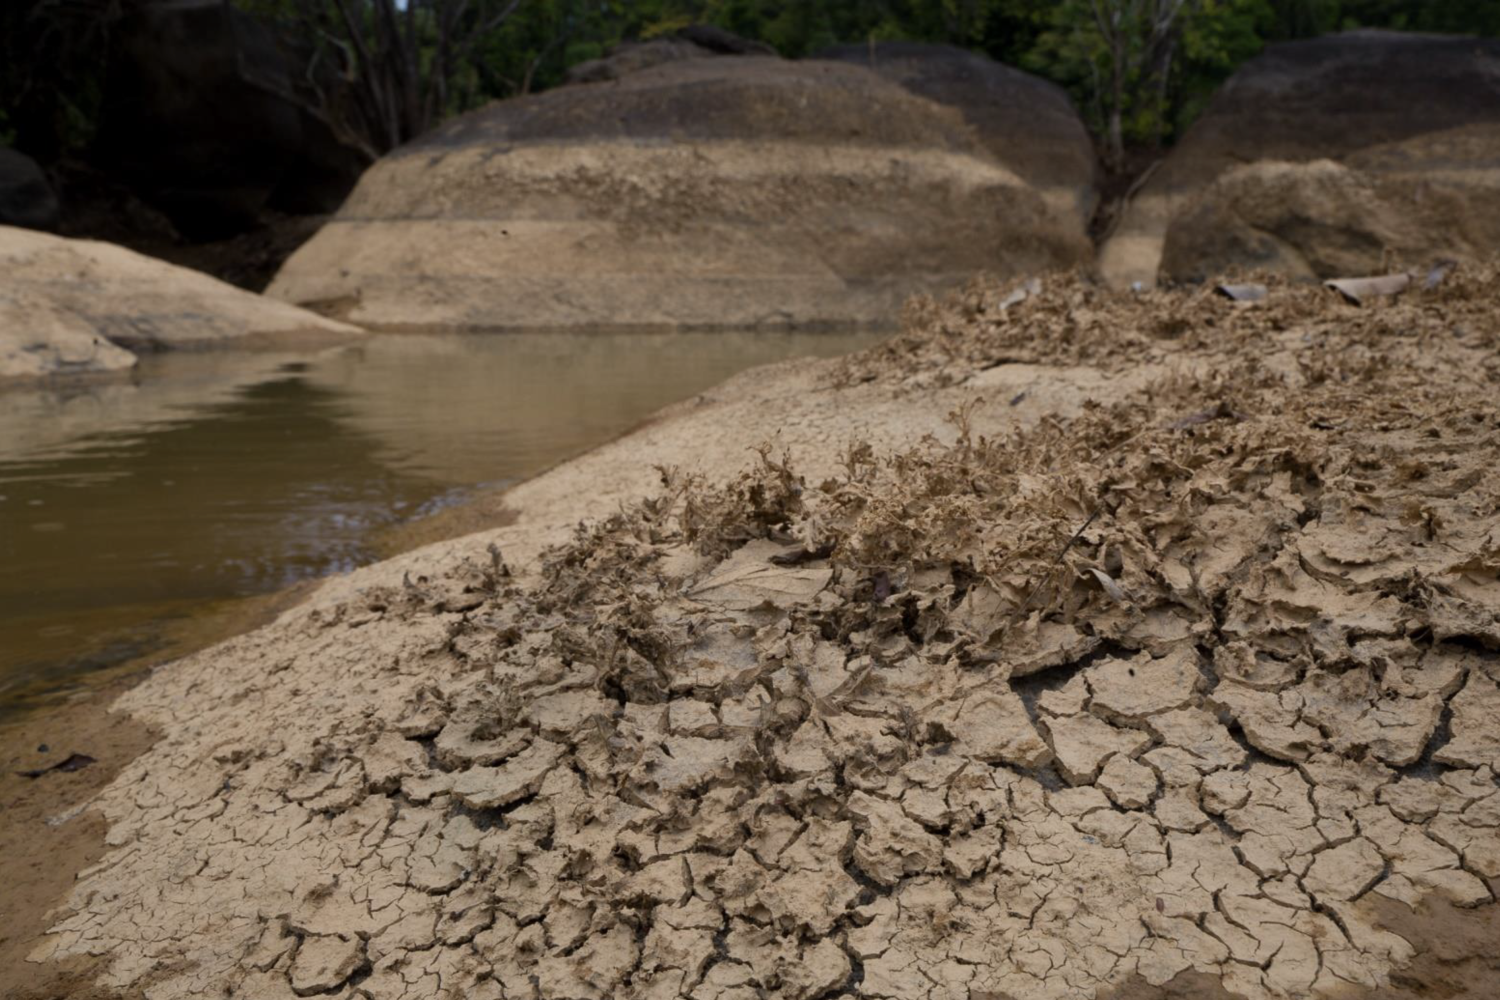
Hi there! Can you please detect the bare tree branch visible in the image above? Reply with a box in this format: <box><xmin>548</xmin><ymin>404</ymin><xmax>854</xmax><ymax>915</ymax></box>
<box><xmin>246</xmin><ymin>0</ymin><xmax>533</xmax><ymax>156</ymax></box>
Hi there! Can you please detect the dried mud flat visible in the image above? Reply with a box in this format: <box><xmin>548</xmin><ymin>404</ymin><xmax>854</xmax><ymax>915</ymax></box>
<box><xmin>21</xmin><ymin>270</ymin><xmax>1500</xmax><ymax>1000</ymax></box>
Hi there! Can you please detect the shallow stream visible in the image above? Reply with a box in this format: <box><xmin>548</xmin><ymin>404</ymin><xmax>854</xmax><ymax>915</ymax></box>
<box><xmin>0</xmin><ymin>328</ymin><xmax>880</xmax><ymax>715</ymax></box>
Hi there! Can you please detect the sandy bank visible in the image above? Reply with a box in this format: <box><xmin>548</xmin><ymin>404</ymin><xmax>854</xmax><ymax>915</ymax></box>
<box><xmin>1</xmin><ymin>682</ymin><xmax>157</xmax><ymax>1000</ymax></box>
<box><xmin>15</xmin><ymin>270</ymin><xmax>1500</xmax><ymax>1000</ymax></box>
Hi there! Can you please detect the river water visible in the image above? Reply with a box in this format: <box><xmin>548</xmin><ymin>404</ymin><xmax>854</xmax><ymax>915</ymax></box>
<box><xmin>0</xmin><ymin>329</ymin><xmax>881</xmax><ymax>714</ymax></box>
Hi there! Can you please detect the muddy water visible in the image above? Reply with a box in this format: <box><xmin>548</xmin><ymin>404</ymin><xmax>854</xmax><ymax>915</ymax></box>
<box><xmin>0</xmin><ymin>329</ymin><xmax>881</xmax><ymax>714</ymax></box>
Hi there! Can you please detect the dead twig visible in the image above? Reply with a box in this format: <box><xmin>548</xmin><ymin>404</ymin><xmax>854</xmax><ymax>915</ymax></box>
<box><xmin>1011</xmin><ymin>505</ymin><xmax>1103</xmax><ymax>623</ymax></box>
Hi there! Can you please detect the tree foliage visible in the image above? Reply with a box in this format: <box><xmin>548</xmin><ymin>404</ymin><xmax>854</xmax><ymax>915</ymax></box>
<box><xmin>235</xmin><ymin>0</ymin><xmax>531</xmax><ymax>157</ymax></box>
<box><xmin>2</xmin><ymin>0</ymin><xmax>1497</xmax><ymax>168</ymax></box>
<box><xmin>0</xmin><ymin>0</ymin><xmax>124</xmax><ymax>157</ymax></box>
<box><xmin>1023</xmin><ymin>0</ymin><xmax>1272</xmax><ymax>168</ymax></box>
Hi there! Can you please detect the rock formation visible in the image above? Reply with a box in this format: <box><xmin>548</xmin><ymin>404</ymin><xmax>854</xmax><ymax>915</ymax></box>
<box><xmin>1099</xmin><ymin>30</ymin><xmax>1500</xmax><ymax>287</ymax></box>
<box><xmin>565</xmin><ymin>25</ymin><xmax>776</xmax><ymax>85</ymax></box>
<box><xmin>0</xmin><ymin>226</ymin><xmax>361</xmax><ymax>385</ymax></box>
<box><xmin>0</xmin><ymin>147</ymin><xmax>59</xmax><ymax>232</ymax></box>
<box><xmin>816</xmin><ymin>42</ymin><xmax>1097</xmax><ymax>227</ymax></box>
<box><xmin>267</xmin><ymin>55</ymin><xmax>1093</xmax><ymax>329</ymax></box>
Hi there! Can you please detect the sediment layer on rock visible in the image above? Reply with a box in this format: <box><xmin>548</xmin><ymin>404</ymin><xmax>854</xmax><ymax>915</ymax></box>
<box><xmin>30</xmin><ymin>267</ymin><xmax>1500</xmax><ymax>999</ymax></box>
<box><xmin>814</xmin><ymin>42</ymin><xmax>1097</xmax><ymax>227</ymax></box>
<box><xmin>267</xmin><ymin>56</ymin><xmax>1091</xmax><ymax>329</ymax></box>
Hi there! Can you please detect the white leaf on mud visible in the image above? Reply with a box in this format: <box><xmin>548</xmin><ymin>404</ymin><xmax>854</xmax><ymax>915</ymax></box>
<box><xmin>1088</xmin><ymin>567</ymin><xmax>1128</xmax><ymax>603</ymax></box>
<box><xmin>690</xmin><ymin>539</ymin><xmax>832</xmax><ymax>612</ymax></box>
<box><xmin>997</xmin><ymin>276</ymin><xmax>1042</xmax><ymax>309</ymax></box>
<box><xmin>1215</xmin><ymin>282</ymin><xmax>1267</xmax><ymax>302</ymax></box>
<box><xmin>1325</xmin><ymin>272</ymin><xmax>1410</xmax><ymax>305</ymax></box>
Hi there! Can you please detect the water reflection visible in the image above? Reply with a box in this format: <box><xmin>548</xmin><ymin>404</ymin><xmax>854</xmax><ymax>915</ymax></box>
<box><xmin>305</xmin><ymin>329</ymin><xmax>881</xmax><ymax>483</ymax></box>
<box><xmin>0</xmin><ymin>328</ymin><xmax>882</xmax><ymax>709</ymax></box>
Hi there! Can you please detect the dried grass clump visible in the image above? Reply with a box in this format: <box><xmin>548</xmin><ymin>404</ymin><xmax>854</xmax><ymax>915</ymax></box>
<box><xmin>835</xmin><ymin>263</ymin><xmax>1500</xmax><ymax>390</ymax></box>
<box><xmin>534</xmin><ymin>264</ymin><xmax>1500</xmax><ymax>682</ymax></box>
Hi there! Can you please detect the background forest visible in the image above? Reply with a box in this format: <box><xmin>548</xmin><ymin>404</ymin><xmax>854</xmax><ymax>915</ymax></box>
<box><xmin>5</xmin><ymin>0</ymin><xmax>1499</xmax><ymax>175</ymax></box>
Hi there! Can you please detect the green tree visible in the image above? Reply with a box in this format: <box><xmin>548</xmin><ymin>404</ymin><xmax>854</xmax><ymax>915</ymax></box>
<box><xmin>5</xmin><ymin>0</ymin><xmax>1498</xmax><ymax>170</ymax></box>
<box><xmin>587</xmin><ymin>0</ymin><xmax>1023</xmax><ymax>59</ymax></box>
<box><xmin>1336</xmin><ymin>0</ymin><xmax>1500</xmax><ymax>34</ymax></box>
<box><xmin>1025</xmin><ymin>0</ymin><xmax>1270</xmax><ymax>169</ymax></box>
<box><xmin>0</xmin><ymin>0</ymin><xmax>122</xmax><ymax>159</ymax></box>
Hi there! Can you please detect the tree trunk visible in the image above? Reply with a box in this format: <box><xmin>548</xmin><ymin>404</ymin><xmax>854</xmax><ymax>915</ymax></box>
<box><xmin>1108</xmin><ymin>33</ymin><xmax>1127</xmax><ymax>170</ymax></box>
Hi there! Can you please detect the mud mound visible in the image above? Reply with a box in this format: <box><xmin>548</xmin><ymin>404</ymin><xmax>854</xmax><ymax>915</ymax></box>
<box><xmin>26</xmin><ymin>268</ymin><xmax>1500</xmax><ymax>999</ymax></box>
<box><xmin>267</xmin><ymin>57</ymin><xmax>1091</xmax><ymax>329</ymax></box>
<box><xmin>1099</xmin><ymin>30</ymin><xmax>1500</xmax><ymax>287</ymax></box>
<box><xmin>0</xmin><ymin>226</ymin><xmax>361</xmax><ymax>385</ymax></box>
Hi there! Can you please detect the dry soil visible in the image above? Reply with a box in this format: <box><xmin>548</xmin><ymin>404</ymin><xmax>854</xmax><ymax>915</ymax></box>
<box><xmin>12</xmin><ymin>268</ymin><xmax>1500</xmax><ymax>1000</ymax></box>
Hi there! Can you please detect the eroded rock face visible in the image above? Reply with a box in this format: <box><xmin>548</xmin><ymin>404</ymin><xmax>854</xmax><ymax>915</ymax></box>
<box><xmin>1101</xmin><ymin>30</ymin><xmax>1500</xmax><ymax>287</ymax></box>
<box><xmin>1159</xmin><ymin>132</ymin><xmax>1500</xmax><ymax>283</ymax></box>
<box><xmin>817</xmin><ymin>41</ymin><xmax>1097</xmax><ymax>227</ymax></box>
<box><xmin>29</xmin><ymin>270</ymin><xmax>1500</xmax><ymax>998</ymax></box>
<box><xmin>0</xmin><ymin>225</ymin><xmax>361</xmax><ymax>385</ymax></box>
<box><xmin>268</xmin><ymin>56</ymin><xmax>1092</xmax><ymax>328</ymax></box>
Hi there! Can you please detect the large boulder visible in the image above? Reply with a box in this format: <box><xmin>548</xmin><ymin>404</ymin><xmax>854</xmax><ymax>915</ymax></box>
<box><xmin>1100</xmin><ymin>30</ymin><xmax>1500</xmax><ymax>286</ymax></box>
<box><xmin>0</xmin><ymin>147</ymin><xmax>60</xmax><ymax>231</ymax></box>
<box><xmin>267</xmin><ymin>56</ymin><xmax>1094</xmax><ymax>329</ymax></box>
<box><xmin>1159</xmin><ymin>129</ymin><xmax>1500</xmax><ymax>282</ymax></box>
<box><xmin>0</xmin><ymin>226</ymin><xmax>361</xmax><ymax>385</ymax></box>
<box><xmin>564</xmin><ymin>37</ymin><xmax>717</xmax><ymax>84</ymax></box>
<box><xmin>817</xmin><ymin>42</ymin><xmax>1097</xmax><ymax>226</ymax></box>
<box><xmin>94</xmin><ymin>0</ymin><xmax>366</xmax><ymax>240</ymax></box>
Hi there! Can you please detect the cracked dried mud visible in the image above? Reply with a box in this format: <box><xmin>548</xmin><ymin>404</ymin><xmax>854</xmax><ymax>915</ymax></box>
<box><xmin>16</xmin><ymin>269</ymin><xmax>1500</xmax><ymax>1000</ymax></box>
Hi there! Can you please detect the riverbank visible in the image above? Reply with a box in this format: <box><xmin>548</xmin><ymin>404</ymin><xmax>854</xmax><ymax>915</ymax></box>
<box><xmin>0</xmin><ymin>575</ymin><xmax>331</xmax><ymax>999</ymax></box>
<box><xmin>1</xmin><ymin>676</ymin><xmax>157</xmax><ymax>1000</ymax></box>
<box><xmin>0</xmin><ymin>328</ymin><xmax>880</xmax><ymax>995</ymax></box>
<box><xmin>11</xmin><ymin>269</ymin><xmax>1500</xmax><ymax>1000</ymax></box>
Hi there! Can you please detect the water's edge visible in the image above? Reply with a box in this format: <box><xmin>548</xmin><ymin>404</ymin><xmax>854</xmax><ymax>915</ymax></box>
<box><xmin>0</xmin><ymin>327</ymin><xmax>884</xmax><ymax>716</ymax></box>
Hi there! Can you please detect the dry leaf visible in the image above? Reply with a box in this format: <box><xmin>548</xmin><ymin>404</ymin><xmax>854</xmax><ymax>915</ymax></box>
<box><xmin>1324</xmin><ymin>273</ymin><xmax>1411</xmax><ymax>305</ymax></box>
<box><xmin>1215</xmin><ymin>282</ymin><xmax>1267</xmax><ymax>302</ymax></box>
<box><xmin>1088</xmin><ymin>567</ymin><xmax>1128</xmax><ymax>603</ymax></box>
<box><xmin>690</xmin><ymin>538</ymin><xmax>832</xmax><ymax>611</ymax></box>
